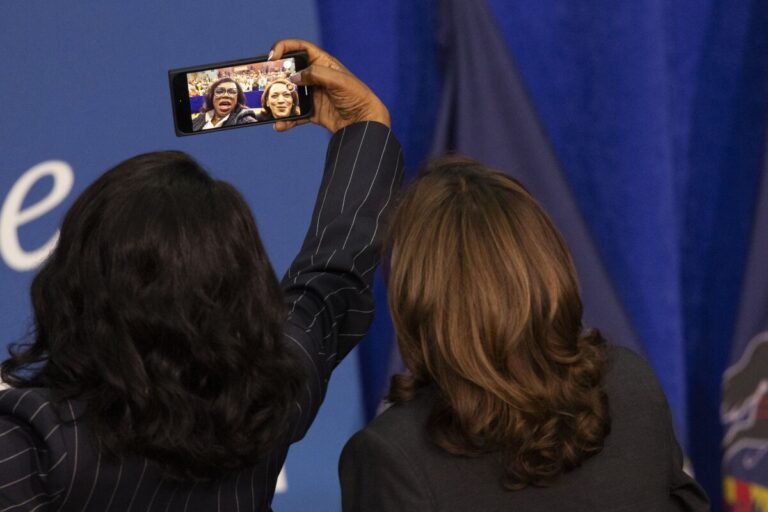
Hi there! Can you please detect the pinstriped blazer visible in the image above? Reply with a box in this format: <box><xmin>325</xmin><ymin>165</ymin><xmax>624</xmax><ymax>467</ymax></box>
<box><xmin>0</xmin><ymin>121</ymin><xmax>403</xmax><ymax>512</ymax></box>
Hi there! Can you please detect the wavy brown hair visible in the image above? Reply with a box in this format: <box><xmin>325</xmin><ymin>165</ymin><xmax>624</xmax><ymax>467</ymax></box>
<box><xmin>387</xmin><ymin>156</ymin><xmax>610</xmax><ymax>489</ymax></box>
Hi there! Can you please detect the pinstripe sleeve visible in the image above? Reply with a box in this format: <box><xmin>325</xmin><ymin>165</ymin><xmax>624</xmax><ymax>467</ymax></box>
<box><xmin>282</xmin><ymin>121</ymin><xmax>404</xmax><ymax>440</ymax></box>
<box><xmin>0</xmin><ymin>392</ymin><xmax>53</xmax><ymax>511</ymax></box>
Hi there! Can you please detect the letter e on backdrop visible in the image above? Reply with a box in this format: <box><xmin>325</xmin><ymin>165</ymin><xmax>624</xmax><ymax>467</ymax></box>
<box><xmin>0</xmin><ymin>160</ymin><xmax>73</xmax><ymax>271</ymax></box>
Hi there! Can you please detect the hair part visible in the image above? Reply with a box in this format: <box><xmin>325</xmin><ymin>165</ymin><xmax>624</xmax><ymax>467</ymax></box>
<box><xmin>387</xmin><ymin>156</ymin><xmax>610</xmax><ymax>489</ymax></box>
<box><xmin>1</xmin><ymin>150</ymin><xmax>304</xmax><ymax>481</ymax></box>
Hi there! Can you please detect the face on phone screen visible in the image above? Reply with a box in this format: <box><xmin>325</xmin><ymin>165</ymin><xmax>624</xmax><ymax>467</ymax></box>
<box><xmin>170</xmin><ymin>52</ymin><xmax>311</xmax><ymax>136</ymax></box>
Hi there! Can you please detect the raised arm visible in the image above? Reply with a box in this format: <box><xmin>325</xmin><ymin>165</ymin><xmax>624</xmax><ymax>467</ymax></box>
<box><xmin>272</xmin><ymin>40</ymin><xmax>404</xmax><ymax>440</ymax></box>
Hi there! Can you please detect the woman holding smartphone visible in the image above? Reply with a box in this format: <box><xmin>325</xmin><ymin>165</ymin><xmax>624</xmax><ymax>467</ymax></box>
<box><xmin>0</xmin><ymin>39</ymin><xmax>402</xmax><ymax>511</ymax></box>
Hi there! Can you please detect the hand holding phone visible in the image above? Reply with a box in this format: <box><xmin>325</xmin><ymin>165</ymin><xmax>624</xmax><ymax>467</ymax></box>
<box><xmin>270</xmin><ymin>39</ymin><xmax>391</xmax><ymax>133</ymax></box>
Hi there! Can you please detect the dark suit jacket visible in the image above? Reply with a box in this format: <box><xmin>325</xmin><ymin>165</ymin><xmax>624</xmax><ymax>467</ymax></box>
<box><xmin>0</xmin><ymin>121</ymin><xmax>403</xmax><ymax>511</ymax></box>
<box><xmin>340</xmin><ymin>346</ymin><xmax>710</xmax><ymax>512</ymax></box>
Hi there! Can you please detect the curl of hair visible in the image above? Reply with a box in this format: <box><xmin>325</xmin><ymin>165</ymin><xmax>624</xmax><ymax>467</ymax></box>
<box><xmin>387</xmin><ymin>156</ymin><xmax>610</xmax><ymax>489</ymax></box>
<box><xmin>1</xmin><ymin>151</ymin><xmax>304</xmax><ymax>481</ymax></box>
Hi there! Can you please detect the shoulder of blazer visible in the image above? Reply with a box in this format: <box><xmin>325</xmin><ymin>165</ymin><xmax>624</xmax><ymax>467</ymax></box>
<box><xmin>603</xmin><ymin>345</ymin><xmax>667</xmax><ymax>408</ymax></box>
<box><xmin>361</xmin><ymin>388</ymin><xmax>438</xmax><ymax>454</ymax></box>
<box><xmin>340</xmin><ymin>419</ymin><xmax>437</xmax><ymax>512</ymax></box>
<box><xmin>0</xmin><ymin>387</ymin><xmax>78</xmax><ymax>495</ymax></box>
<box><xmin>0</xmin><ymin>387</ymin><xmax>68</xmax><ymax>423</ymax></box>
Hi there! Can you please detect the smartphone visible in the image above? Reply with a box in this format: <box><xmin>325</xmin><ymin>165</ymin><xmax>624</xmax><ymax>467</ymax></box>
<box><xmin>169</xmin><ymin>51</ymin><xmax>312</xmax><ymax>136</ymax></box>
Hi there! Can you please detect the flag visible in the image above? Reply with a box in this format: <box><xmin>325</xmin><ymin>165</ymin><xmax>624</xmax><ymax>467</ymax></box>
<box><xmin>722</xmin><ymin>136</ymin><xmax>768</xmax><ymax>512</ymax></box>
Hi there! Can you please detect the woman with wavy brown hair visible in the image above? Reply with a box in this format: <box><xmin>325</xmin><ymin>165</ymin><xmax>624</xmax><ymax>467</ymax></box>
<box><xmin>339</xmin><ymin>157</ymin><xmax>709</xmax><ymax>512</ymax></box>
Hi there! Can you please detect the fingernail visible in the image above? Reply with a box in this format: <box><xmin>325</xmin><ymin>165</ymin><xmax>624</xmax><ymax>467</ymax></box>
<box><xmin>289</xmin><ymin>71</ymin><xmax>302</xmax><ymax>83</ymax></box>
<box><xmin>273</xmin><ymin>123</ymin><xmax>278</xmax><ymax>131</ymax></box>
<box><xmin>267</xmin><ymin>50</ymin><xmax>274</xmax><ymax>61</ymax></box>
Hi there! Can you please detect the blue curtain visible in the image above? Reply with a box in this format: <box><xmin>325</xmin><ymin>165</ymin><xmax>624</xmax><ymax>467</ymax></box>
<box><xmin>319</xmin><ymin>1</ymin><xmax>768</xmax><ymax>509</ymax></box>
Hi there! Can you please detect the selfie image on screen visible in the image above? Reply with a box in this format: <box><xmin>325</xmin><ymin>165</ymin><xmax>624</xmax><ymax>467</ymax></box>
<box><xmin>187</xmin><ymin>57</ymin><xmax>300</xmax><ymax>131</ymax></box>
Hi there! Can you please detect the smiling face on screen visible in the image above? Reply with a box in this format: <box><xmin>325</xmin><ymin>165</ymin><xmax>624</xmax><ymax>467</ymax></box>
<box><xmin>266</xmin><ymin>82</ymin><xmax>294</xmax><ymax>118</ymax></box>
<box><xmin>262</xmin><ymin>79</ymin><xmax>299</xmax><ymax>119</ymax></box>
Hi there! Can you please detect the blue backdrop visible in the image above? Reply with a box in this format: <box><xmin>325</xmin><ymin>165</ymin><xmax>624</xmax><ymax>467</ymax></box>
<box><xmin>3</xmin><ymin>1</ymin><xmax>768</xmax><ymax>511</ymax></box>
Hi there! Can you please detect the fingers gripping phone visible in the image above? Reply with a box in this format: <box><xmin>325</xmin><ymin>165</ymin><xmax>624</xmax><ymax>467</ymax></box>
<box><xmin>169</xmin><ymin>51</ymin><xmax>312</xmax><ymax>136</ymax></box>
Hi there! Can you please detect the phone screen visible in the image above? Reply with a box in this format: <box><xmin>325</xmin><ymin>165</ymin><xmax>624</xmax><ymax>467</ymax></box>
<box><xmin>169</xmin><ymin>52</ymin><xmax>311</xmax><ymax>136</ymax></box>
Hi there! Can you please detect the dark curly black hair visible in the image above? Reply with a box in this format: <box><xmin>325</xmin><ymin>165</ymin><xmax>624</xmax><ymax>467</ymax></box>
<box><xmin>1</xmin><ymin>150</ymin><xmax>304</xmax><ymax>481</ymax></box>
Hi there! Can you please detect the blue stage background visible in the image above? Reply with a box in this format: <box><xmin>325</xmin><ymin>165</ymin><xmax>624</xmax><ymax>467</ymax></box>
<box><xmin>3</xmin><ymin>1</ymin><xmax>768</xmax><ymax>511</ymax></box>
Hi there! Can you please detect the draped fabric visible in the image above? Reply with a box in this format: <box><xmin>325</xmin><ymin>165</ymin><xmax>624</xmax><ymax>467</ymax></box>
<box><xmin>319</xmin><ymin>1</ymin><xmax>768</xmax><ymax>509</ymax></box>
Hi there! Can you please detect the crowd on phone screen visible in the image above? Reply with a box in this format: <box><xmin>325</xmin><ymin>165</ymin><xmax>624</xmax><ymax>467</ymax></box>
<box><xmin>188</xmin><ymin>68</ymin><xmax>295</xmax><ymax>97</ymax></box>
